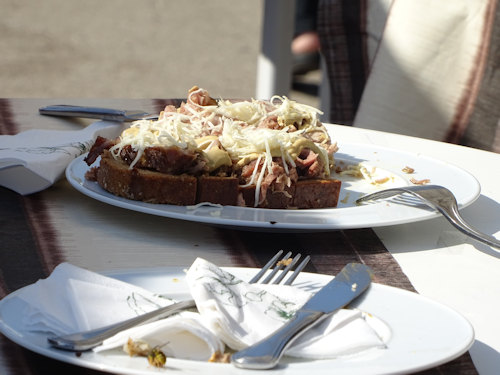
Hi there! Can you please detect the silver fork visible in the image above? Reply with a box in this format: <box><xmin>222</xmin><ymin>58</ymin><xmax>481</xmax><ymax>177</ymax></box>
<box><xmin>357</xmin><ymin>184</ymin><xmax>500</xmax><ymax>249</ymax></box>
<box><xmin>47</xmin><ymin>250</ymin><xmax>310</xmax><ymax>352</ymax></box>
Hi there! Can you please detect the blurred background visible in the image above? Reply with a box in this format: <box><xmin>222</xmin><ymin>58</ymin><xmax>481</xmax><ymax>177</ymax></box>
<box><xmin>0</xmin><ymin>0</ymin><xmax>320</xmax><ymax>107</ymax></box>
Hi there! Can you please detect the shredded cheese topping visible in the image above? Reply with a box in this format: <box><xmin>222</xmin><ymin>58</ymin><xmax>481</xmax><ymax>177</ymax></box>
<box><xmin>109</xmin><ymin>87</ymin><xmax>337</xmax><ymax>206</ymax></box>
<box><xmin>109</xmin><ymin>112</ymin><xmax>205</xmax><ymax>168</ymax></box>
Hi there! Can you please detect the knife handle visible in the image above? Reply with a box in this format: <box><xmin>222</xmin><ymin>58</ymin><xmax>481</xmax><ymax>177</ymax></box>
<box><xmin>231</xmin><ymin>309</ymin><xmax>325</xmax><ymax>369</ymax></box>
<box><xmin>39</xmin><ymin>105</ymin><xmax>127</xmax><ymax>122</ymax></box>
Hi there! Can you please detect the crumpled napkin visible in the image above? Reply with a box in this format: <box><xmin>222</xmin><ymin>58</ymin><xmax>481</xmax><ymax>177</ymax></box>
<box><xmin>11</xmin><ymin>263</ymin><xmax>174</xmax><ymax>336</ymax></box>
<box><xmin>184</xmin><ymin>258</ymin><xmax>386</xmax><ymax>359</ymax></box>
<box><xmin>7</xmin><ymin>262</ymin><xmax>222</xmax><ymax>360</ymax></box>
<box><xmin>96</xmin><ymin>311</ymin><xmax>225</xmax><ymax>360</ymax></box>
<box><xmin>6</xmin><ymin>259</ymin><xmax>386</xmax><ymax>362</ymax></box>
<box><xmin>0</xmin><ymin>121</ymin><xmax>122</xmax><ymax>195</ymax></box>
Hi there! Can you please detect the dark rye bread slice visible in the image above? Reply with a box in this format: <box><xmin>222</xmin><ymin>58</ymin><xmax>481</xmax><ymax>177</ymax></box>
<box><xmin>197</xmin><ymin>176</ymin><xmax>240</xmax><ymax>206</ymax></box>
<box><xmin>240</xmin><ymin>183</ymin><xmax>295</xmax><ymax>209</ymax></box>
<box><xmin>92</xmin><ymin>151</ymin><xmax>240</xmax><ymax>206</ymax></box>
<box><xmin>240</xmin><ymin>179</ymin><xmax>341</xmax><ymax>209</ymax></box>
<box><xmin>89</xmin><ymin>151</ymin><xmax>342</xmax><ymax>208</ymax></box>
<box><xmin>293</xmin><ymin>179</ymin><xmax>341</xmax><ymax>209</ymax></box>
<box><xmin>94</xmin><ymin>151</ymin><xmax>198</xmax><ymax>205</ymax></box>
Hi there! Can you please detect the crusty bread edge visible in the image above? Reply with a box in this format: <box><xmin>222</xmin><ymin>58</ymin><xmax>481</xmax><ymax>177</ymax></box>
<box><xmin>90</xmin><ymin>151</ymin><xmax>341</xmax><ymax>208</ymax></box>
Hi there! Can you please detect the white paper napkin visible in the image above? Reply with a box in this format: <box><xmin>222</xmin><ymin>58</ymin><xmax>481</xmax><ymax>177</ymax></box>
<box><xmin>7</xmin><ymin>262</ymin><xmax>225</xmax><ymax>360</ymax></box>
<box><xmin>95</xmin><ymin>311</ymin><xmax>225</xmax><ymax>361</ymax></box>
<box><xmin>11</xmin><ymin>263</ymin><xmax>174</xmax><ymax>336</ymax></box>
<box><xmin>0</xmin><ymin>121</ymin><xmax>122</xmax><ymax>195</ymax></box>
<box><xmin>5</xmin><ymin>259</ymin><xmax>386</xmax><ymax>362</ymax></box>
<box><xmin>185</xmin><ymin>258</ymin><xmax>386</xmax><ymax>359</ymax></box>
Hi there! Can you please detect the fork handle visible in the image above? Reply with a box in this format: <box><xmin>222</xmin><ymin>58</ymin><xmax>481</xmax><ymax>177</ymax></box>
<box><xmin>47</xmin><ymin>299</ymin><xmax>196</xmax><ymax>352</ymax></box>
<box><xmin>437</xmin><ymin>205</ymin><xmax>500</xmax><ymax>249</ymax></box>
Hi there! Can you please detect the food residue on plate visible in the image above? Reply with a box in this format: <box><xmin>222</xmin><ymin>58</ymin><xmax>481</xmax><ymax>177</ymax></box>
<box><xmin>402</xmin><ymin>166</ymin><xmax>415</xmax><ymax>174</ymax></box>
<box><xmin>340</xmin><ymin>192</ymin><xmax>351</xmax><ymax>204</ymax></box>
<box><xmin>276</xmin><ymin>258</ymin><xmax>293</xmax><ymax>267</ymax></box>
<box><xmin>208</xmin><ymin>351</ymin><xmax>232</xmax><ymax>363</ymax></box>
<box><xmin>124</xmin><ymin>338</ymin><xmax>168</xmax><ymax>368</ymax></box>
<box><xmin>335</xmin><ymin>162</ymin><xmax>394</xmax><ymax>186</ymax></box>
<box><xmin>358</xmin><ymin>165</ymin><xmax>394</xmax><ymax>186</ymax></box>
<box><xmin>410</xmin><ymin>177</ymin><xmax>431</xmax><ymax>185</ymax></box>
<box><xmin>148</xmin><ymin>347</ymin><xmax>167</xmax><ymax>368</ymax></box>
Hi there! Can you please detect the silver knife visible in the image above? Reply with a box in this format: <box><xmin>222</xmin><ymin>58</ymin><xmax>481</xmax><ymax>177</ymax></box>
<box><xmin>231</xmin><ymin>263</ymin><xmax>373</xmax><ymax>369</ymax></box>
<box><xmin>39</xmin><ymin>105</ymin><xmax>158</xmax><ymax>122</ymax></box>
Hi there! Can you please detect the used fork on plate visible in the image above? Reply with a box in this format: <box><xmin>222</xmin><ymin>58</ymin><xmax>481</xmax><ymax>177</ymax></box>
<box><xmin>47</xmin><ymin>250</ymin><xmax>311</xmax><ymax>352</ymax></box>
<box><xmin>357</xmin><ymin>184</ymin><xmax>500</xmax><ymax>249</ymax></box>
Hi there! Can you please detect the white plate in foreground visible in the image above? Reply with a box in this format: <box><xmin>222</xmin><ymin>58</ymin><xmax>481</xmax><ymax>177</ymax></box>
<box><xmin>0</xmin><ymin>267</ymin><xmax>474</xmax><ymax>375</ymax></box>
<box><xmin>65</xmin><ymin>126</ymin><xmax>480</xmax><ymax>230</ymax></box>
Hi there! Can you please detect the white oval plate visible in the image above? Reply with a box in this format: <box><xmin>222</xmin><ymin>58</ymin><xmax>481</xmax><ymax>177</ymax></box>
<box><xmin>65</xmin><ymin>125</ymin><xmax>480</xmax><ymax>231</ymax></box>
<box><xmin>0</xmin><ymin>267</ymin><xmax>474</xmax><ymax>375</ymax></box>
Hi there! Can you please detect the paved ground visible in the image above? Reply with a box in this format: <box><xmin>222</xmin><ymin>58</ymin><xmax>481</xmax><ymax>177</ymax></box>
<box><xmin>0</xmin><ymin>0</ymin><xmax>319</xmax><ymax>106</ymax></box>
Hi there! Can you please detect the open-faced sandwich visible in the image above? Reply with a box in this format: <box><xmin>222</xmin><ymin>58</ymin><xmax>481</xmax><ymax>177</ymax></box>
<box><xmin>84</xmin><ymin>86</ymin><xmax>341</xmax><ymax>209</ymax></box>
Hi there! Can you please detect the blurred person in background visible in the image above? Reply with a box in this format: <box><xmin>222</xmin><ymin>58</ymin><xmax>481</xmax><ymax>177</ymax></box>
<box><xmin>317</xmin><ymin>0</ymin><xmax>499</xmax><ymax>152</ymax></box>
<box><xmin>292</xmin><ymin>0</ymin><xmax>320</xmax><ymax>75</ymax></box>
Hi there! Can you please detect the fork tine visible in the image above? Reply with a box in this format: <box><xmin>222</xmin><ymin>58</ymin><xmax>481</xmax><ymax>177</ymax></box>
<box><xmin>261</xmin><ymin>251</ymin><xmax>292</xmax><ymax>284</ymax></box>
<box><xmin>249</xmin><ymin>250</ymin><xmax>311</xmax><ymax>285</ymax></box>
<box><xmin>272</xmin><ymin>253</ymin><xmax>302</xmax><ymax>284</ymax></box>
<box><xmin>284</xmin><ymin>255</ymin><xmax>310</xmax><ymax>285</ymax></box>
<box><xmin>248</xmin><ymin>250</ymin><xmax>284</xmax><ymax>284</ymax></box>
<box><xmin>249</xmin><ymin>250</ymin><xmax>310</xmax><ymax>286</ymax></box>
<box><xmin>356</xmin><ymin>188</ymin><xmax>403</xmax><ymax>203</ymax></box>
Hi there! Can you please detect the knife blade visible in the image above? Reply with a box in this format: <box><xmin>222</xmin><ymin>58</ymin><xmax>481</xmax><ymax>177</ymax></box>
<box><xmin>231</xmin><ymin>263</ymin><xmax>373</xmax><ymax>369</ymax></box>
<box><xmin>39</xmin><ymin>105</ymin><xmax>158</xmax><ymax>122</ymax></box>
